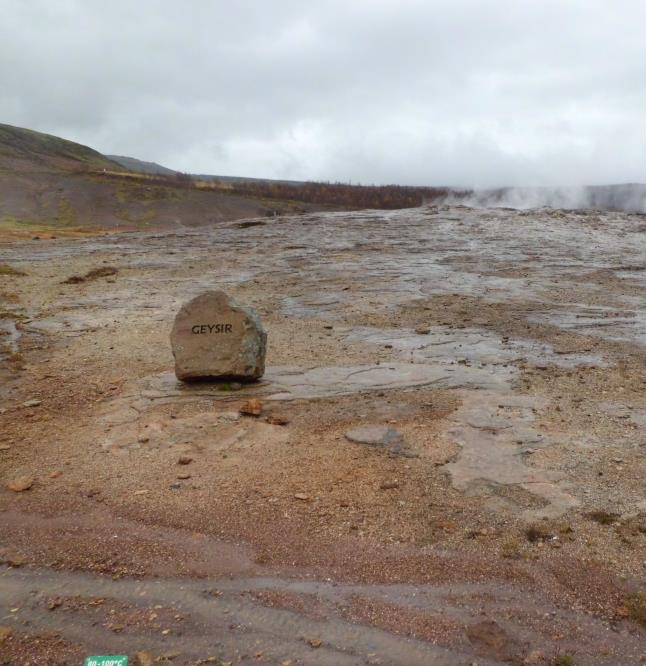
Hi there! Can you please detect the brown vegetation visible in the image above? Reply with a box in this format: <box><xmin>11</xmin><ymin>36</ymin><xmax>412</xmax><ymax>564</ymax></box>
<box><xmin>227</xmin><ymin>180</ymin><xmax>457</xmax><ymax>209</ymax></box>
<box><xmin>96</xmin><ymin>169</ymin><xmax>462</xmax><ymax>210</ymax></box>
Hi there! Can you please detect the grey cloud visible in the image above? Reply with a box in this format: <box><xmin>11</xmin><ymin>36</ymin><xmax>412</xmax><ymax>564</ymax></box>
<box><xmin>1</xmin><ymin>0</ymin><xmax>646</xmax><ymax>186</ymax></box>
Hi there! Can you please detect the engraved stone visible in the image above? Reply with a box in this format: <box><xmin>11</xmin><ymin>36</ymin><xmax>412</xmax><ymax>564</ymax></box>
<box><xmin>171</xmin><ymin>290</ymin><xmax>267</xmax><ymax>381</ymax></box>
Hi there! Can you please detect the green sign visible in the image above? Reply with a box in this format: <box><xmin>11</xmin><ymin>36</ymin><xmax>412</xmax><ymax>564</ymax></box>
<box><xmin>84</xmin><ymin>657</ymin><xmax>128</xmax><ymax>666</ymax></box>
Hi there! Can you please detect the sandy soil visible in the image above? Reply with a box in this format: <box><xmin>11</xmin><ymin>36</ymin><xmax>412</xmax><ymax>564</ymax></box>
<box><xmin>0</xmin><ymin>205</ymin><xmax>644</xmax><ymax>665</ymax></box>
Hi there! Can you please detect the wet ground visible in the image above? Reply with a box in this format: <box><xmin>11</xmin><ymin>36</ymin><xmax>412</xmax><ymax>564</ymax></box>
<box><xmin>0</xmin><ymin>205</ymin><xmax>645</xmax><ymax>664</ymax></box>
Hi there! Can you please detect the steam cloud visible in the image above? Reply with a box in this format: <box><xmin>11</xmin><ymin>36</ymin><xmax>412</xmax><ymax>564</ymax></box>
<box><xmin>445</xmin><ymin>184</ymin><xmax>646</xmax><ymax>213</ymax></box>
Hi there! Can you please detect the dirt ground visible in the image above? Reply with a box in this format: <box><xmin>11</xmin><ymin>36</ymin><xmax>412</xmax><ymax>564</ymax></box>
<box><xmin>1</xmin><ymin>205</ymin><xmax>645</xmax><ymax>665</ymax></box>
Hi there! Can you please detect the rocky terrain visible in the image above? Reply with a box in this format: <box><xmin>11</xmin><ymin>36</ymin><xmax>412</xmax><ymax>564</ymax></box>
<box><xmin>0</xmin><ymin>204</ymin><xmax>645</xmax><ymax>665</ymax></box>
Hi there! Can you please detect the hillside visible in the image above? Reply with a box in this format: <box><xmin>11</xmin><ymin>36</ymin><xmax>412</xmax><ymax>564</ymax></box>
<box><xmin>0</xmin><ymin>124</ymin><xmax>320</xmax><ymax>239</ymax></box>
<box><xmin>0</xmin><ymin>122</ymin><xmax>120</xmax><ymax>172</ymax></box>
<box><xmin>108</xmin><ymin>153</ymin><xmax>306</xmax><ymax>186</ymax></box>
<box><xmin>106</xmin><ymin>154</ymin><xmax>176</xmax><ymax>176</ymax></box>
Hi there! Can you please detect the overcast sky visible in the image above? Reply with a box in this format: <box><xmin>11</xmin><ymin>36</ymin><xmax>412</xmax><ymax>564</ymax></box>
<box><xmin>1</xmin><ymin>1</ymin><xmax>645</xmax><ymax>187</ymax></box>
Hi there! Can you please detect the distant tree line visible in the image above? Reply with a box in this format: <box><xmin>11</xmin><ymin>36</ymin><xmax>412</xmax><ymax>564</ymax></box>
<box><xmin>225</xmin><ymin>180</ymin><xmax>456</xmax><ymax>209</ymax></box>
<box><xmin>174</xmin><ymin>171</ymin><xmax>193</xmax><ymax>187</ymax></box>
<box><xmin>96</xmin><ymin>168</ymin><xmax>464</xmax><ymax>210</ymax></box>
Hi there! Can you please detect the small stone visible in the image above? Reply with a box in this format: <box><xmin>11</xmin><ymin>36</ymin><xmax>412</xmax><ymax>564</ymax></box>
<box><xmin>171</xmin><ymin>290</ymin><xmax>267</xmax><ymax>381</ymax></box>
<box><xmin>47</xmin><ymin>597</ymin><xmax>62</xmax><ymax>610</ymax></box>
<box><xmin>22</xmin><ymin>399</ymin><xmax>41</xmax><ymax>408</ymax></box>
<box><xmin>266</xmin><ymin>415</ymin><xmax>289</xmax><ymax>426</ymax></box>
<box><xmin>466</xmin><ymin>619</ymin><xmax>510</xmax><ymax>654</ymax></box>
<box><xmin>134</xmin><ymin>489</ymin><xmax>149</xmax><ymax>495</ymax></box>
<box><xmin>294</xmin><ymin>493</ymin><xmax>310</xmax><ymax>501</ymax></box>
<box><xmin>177</xmin><ymin>456</ymin><xmax>193</xmax><ymax>465</ymax></box>
<box><xmin>136</xmin><ymin>651</ymin><xmax>154</xmax><ymax>666</ymax></box>
<box><xmin>414</xmin><ymin>326</ymin><xmax>431</xmax><ymax>335</ymax></box>
<box><xmin>177</xmin><ymin>472</ymin><xmax>191</xmax><ymax>480</ymax></box>
<box><xmin>49</xmin><ymin>470</ymin><xmax>63</xmax><ymax>478</ymax></box>
<box><xmin>137</xmin><ymin>435</ymin><xmax>150</xmax><ymax>443</ymax></box>
<box><xmin>307</xmin><ymin>638</ymin><xmax>322</xmax><ymax>648</ymax></box>
<box><xmin>379</xmin><ymin>480</ymin><xmax>400</xmax><ymax>490</ymax></box>
<box><xmin>0</xmin><ymin>552</ymin><xmax>26</xmax><ymax>567</ymax></box>
<box><xmin>240</xmin><ymin>399</ymin><xmax>263</xmax><ymax>416</ymax></box>
<box><xmin>0</xmin><ymin>626</ymin><xmax>12</xmax><ymax>643</ymax></box>
<box><xmin>169</xmin><ymin>482</ymin><xmax>181</xmax><ymax>489</ymax></box>
<box><xmin>616</xmin><ymin>605</ymin><xmax>630</xmax><ymax>618</ymax></box>
<box><xmin>218</xmin><ymin>411</ymin><xmax>240</xmax><ymax>422</ymax></box>
<box><xmin>523</xmin><ymin>650</ymin><xmax>544</xmax><ymax>665</ymax></box>
<box><xmin>0</xmin><ymin>445</ymin><xmax>11</xmax><ymax>451</ymax></box>
<box><xmin>7</xmin><ymin>476</ymin><xmax>33</xmax><ymax>492</ymax></box>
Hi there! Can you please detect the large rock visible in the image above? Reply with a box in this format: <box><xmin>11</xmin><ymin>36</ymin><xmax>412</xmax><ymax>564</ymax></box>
<box><xmin>171</xmin><ymin>291</ymin><xmax>267</xmax><ymax>381</ymax></box>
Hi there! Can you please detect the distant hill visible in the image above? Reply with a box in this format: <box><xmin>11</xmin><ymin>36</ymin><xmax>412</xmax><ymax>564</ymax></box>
<box><xmin>0</xmin><ymin>122</ymin><xmax>120</xmax><ymax>172</ymax></box>
<box><xmin>107</xmin><ymin>153</ymin><xmax>306</xmax><ymax>187</ymax></box>
<box><xmin>193</xmin><ymin>172</ymin><xmax>306</xmax><ymax>187</ymax></box>
<box><xmin>106</xmin><ymin>154</ymin><xmax>176</xmax><ymax>176</ymax></box>
<box><xmin>0</xmin><ymin>123</ymin><xmax>326</xmax><ymax>239</ymax></box>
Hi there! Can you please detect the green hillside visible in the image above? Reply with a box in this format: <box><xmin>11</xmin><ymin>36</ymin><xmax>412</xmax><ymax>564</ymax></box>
<box><xmin>0</xmin><ymin>122</ymin><xmax>120</xmax><ymax>171</ymax></box>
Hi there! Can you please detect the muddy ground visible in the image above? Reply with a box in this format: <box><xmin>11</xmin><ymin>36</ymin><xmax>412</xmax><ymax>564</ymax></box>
<box><xmin>0</xmin><ymin>205</ymin><xmax>645</xmax><ymax>665</ymax></box>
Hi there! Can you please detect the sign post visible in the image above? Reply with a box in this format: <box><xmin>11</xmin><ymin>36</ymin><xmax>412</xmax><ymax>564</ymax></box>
<box><xmin>83</xmin><ymin>657</ymin><xmax>128</xmax><ymax>666</ymax></box>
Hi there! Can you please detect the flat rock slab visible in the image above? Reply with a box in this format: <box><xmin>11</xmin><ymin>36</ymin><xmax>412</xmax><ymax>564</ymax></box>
<box><xmin>265</xmin><ymin>362</ymin><xmax>507</xmax><ymax>399</ymax></box>
<box><xmin>100</xmin><ymin>363</ymin><xmax>510</xmax><ymax>429</ymax></box>
<box><xmin>171</xmin><ymin>290</ymin><xmax>267</xmax><ymax>381</ymax></box>
<box><xmin>442</xmin><ymin>390</ymin><xmax>579</xmax><ymax>520</ymax></box>
<box><xmin>344</xmin><ymin>425</ymin><xmax>404</xmax><ymax>449</ymax></box>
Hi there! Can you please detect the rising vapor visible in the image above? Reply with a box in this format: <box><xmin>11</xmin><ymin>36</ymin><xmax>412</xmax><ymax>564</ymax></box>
<box><xmin>444</xmin><ymin>183</ymin><xmax>646</xmax><ymax>213</ymax></box>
